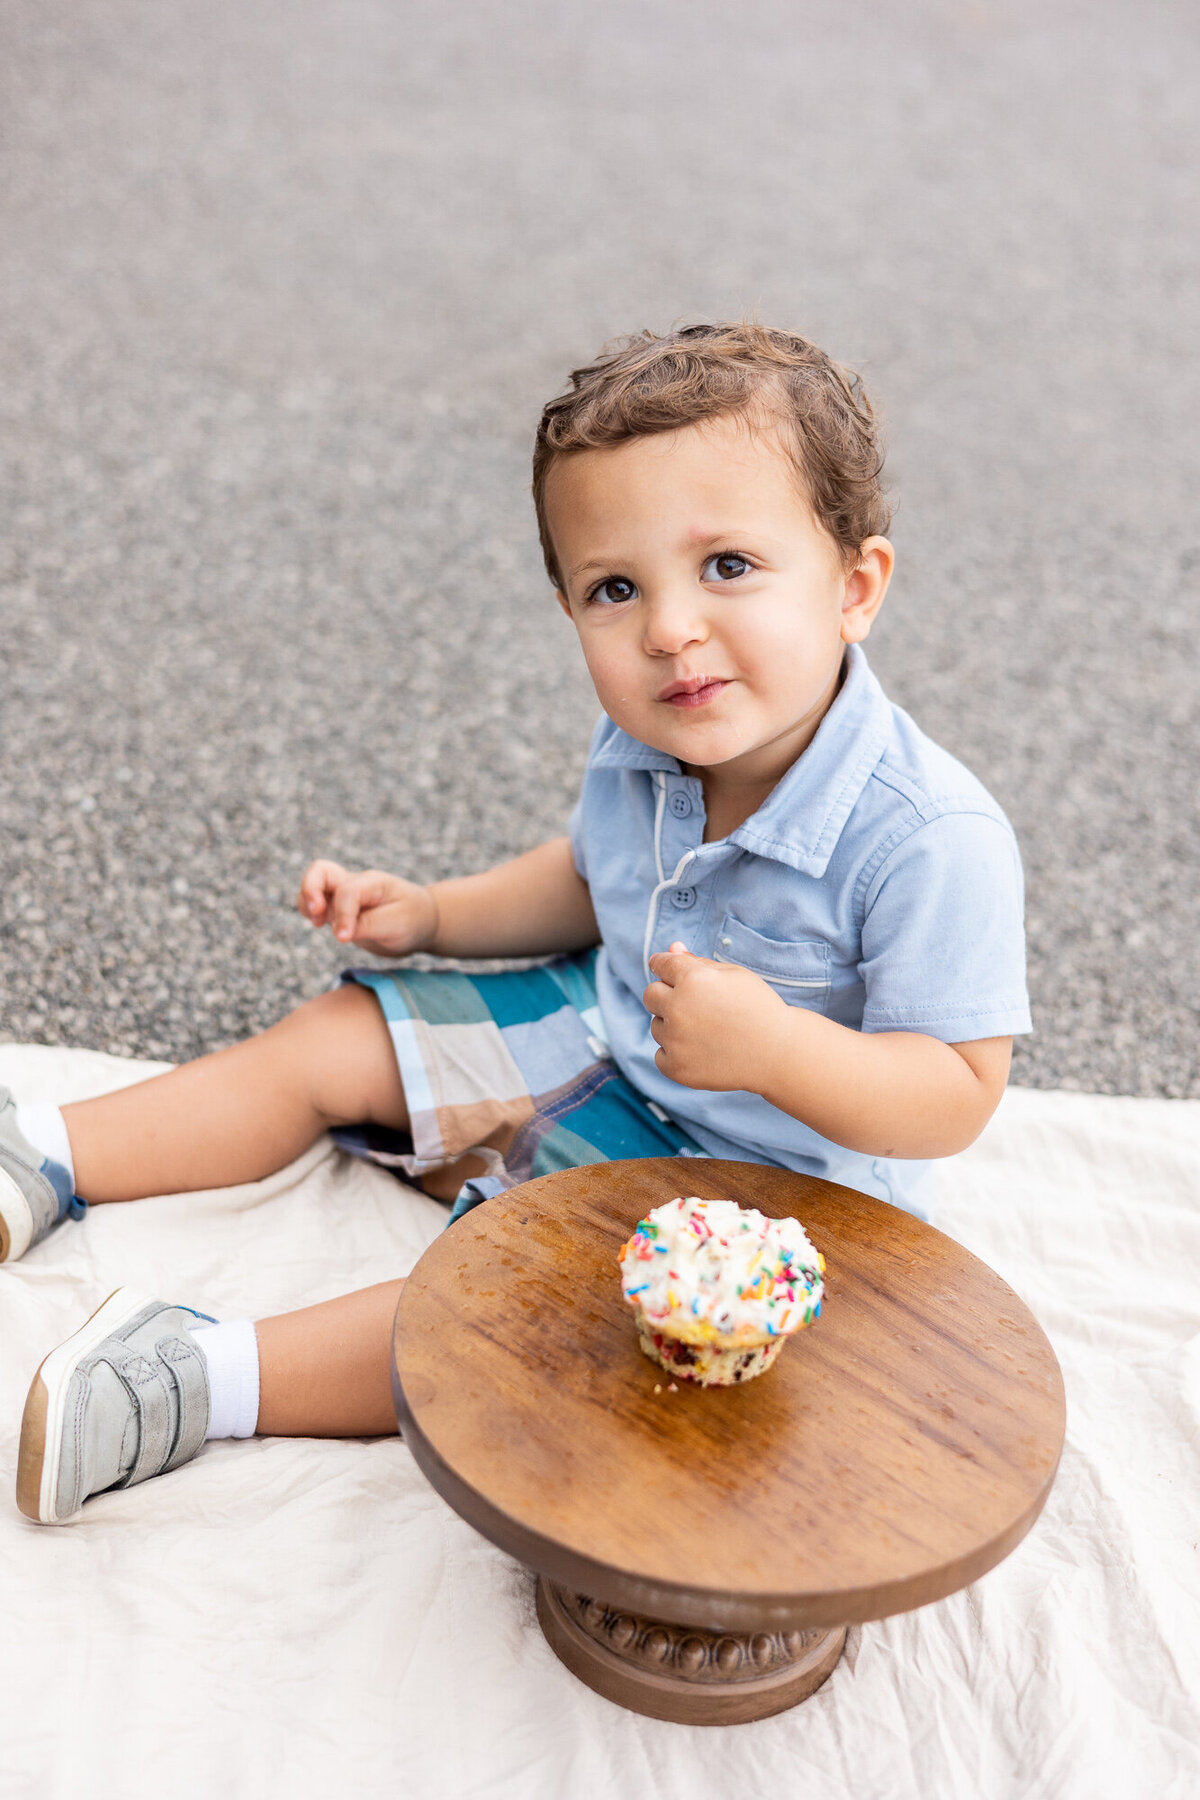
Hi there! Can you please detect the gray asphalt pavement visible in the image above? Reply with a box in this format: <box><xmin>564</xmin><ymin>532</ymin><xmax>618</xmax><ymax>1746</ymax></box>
<box><xmin>2</xmin><ymin>0</ymin><xmax>1198</xmax><ymax>1095</ymax></box>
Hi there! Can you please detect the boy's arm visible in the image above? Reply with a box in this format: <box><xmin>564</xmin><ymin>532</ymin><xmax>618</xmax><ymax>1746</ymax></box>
<box><xmin>427</xmin><ymin>837</ymin><xmax>599</xmax><ymax>957</ymax></box>
<box><xmin>760</xmin><ymin>1014</ymin><xmax>1011</xmax><ymax>1157</ymax></box>
<box><xmin>299</xmin><ymin>836</ymin><xmax>598</xmax><ymax>961</ymax></box>
<box><xmin>644</xmin><ymin>947</ymin><xmax>1010</xmax><ymax>1158</ymax></box>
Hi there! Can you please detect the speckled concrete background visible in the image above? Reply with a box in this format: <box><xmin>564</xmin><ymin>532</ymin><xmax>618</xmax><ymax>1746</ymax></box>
<box><xmin>2</xmin><ymin>0</ymin><xmax>1197</xmax><ymax>1094</ymax></box>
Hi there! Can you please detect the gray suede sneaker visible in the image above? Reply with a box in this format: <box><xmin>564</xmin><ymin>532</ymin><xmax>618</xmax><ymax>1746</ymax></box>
<box><xmin>17</xmin><ymin>1288</ymin><xmax>212</xmax><ymax>1524</ymax></box>
<box><xmin>0</xmin><ymin>1088</ymin><xmax>85</xmax><ymax>1263</ymax></box>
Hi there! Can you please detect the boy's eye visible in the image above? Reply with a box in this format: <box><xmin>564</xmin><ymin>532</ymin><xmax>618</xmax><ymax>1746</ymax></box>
<box><xmin>702</xmin><ymin>552</ymin><xmax>751</xmax><ymax>582</ymax></box>
<box><xmin>591</xmin><ymin>576</ymin><xmax>638</xmax><ymax>605</ymax></box>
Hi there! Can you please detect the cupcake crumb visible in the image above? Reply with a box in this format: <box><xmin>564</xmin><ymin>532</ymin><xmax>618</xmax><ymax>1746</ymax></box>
<box><xmin>654</xmin><ymin>1383</ymin><xmax>662</xmax><ymax>1394</ymax></box>
<box><xmin>668</xmin><ymin>1382</ymin><xmax>678</xmax><ymax>1392</ymax></box>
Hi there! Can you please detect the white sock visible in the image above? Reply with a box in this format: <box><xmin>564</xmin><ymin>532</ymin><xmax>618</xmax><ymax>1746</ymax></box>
<box><xmin>193</xmin><ymin>1319</ymin><xmax>261</xmax><ymax>1440</ymax></box>
<box><xmin>15</xmin><ymin>1104</ymin><xmax>76</xmax><ymax>1187</ymax></box>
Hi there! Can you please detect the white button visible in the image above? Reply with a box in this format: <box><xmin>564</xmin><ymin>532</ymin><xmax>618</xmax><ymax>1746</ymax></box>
<box><xmin>720</xmin><ymin>936</ymin><xmax>732</xmax><ymax>947</ymax></box>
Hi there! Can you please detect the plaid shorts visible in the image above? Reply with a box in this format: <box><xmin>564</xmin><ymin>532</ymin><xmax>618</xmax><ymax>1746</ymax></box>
<box><xmin>331</xmin><ymin>951</ymin><xmax>708</xmax><ymax>1223</ymax></box>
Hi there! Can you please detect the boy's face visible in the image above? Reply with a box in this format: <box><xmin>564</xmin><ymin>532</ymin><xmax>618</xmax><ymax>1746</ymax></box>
<box><xmin>547</xmin><ymin>414</ymin><xmax>892</xmax><ymax>796</ymax></box>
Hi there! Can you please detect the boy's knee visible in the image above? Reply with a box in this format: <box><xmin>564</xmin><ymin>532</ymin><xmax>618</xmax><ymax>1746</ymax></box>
<box><xmin>279</xmin><ymin>981</ymin><xmax>363</xmax><ymax>1042</ymax></box>
<box><xmin>280</xmin><ymin>983</ymin><xmax>407</xmax><ymax>1128</ymax></box>
<box><xmin>302</xmin><ymin>981</ymin><xmax>382</xmax><ymax>1034</ymax></box>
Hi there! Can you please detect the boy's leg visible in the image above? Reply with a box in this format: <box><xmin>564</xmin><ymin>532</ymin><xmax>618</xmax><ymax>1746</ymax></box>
<box><xmin>62</xmin><ymin>982</ymin><xmax>408</xmax><ymax>1201</ymax></box>
<box><xmin>254</xmin><ymin>1279</ymin><xmax>404</xmax><ymax>1437</ymax></box>
<box><xmin>16</xmin><ymin>987</ymin><xmax>432</xmax><ymax>1519</ymax></box>
<box><xmin>18</xmin><ymin>1276</ymin><xmax>406</xmax><ymax>1521</ymax></box>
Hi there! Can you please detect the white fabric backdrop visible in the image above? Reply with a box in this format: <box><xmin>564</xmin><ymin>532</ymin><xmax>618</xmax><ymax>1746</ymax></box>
<box><xmin>1</xmin><ymin>1043</ymin><xmax>1197</xmax><ymax>1800</ymax></box>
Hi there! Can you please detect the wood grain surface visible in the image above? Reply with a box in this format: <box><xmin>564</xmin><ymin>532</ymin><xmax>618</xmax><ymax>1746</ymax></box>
<box><xmin>392</xmin><ymin>1159</ymin><xmax>1066</xmax><ymax>1633</ymax></box>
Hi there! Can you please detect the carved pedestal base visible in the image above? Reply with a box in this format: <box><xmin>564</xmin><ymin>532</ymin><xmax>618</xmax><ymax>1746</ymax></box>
<box><xmin>536</xmin><ymin>1578</ymin><xmax>847</xmax><ymax>1725</ymax></box>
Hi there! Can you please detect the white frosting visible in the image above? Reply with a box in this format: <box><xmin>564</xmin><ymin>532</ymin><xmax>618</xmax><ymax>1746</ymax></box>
<box><xmin>619</xmin><ymin>1195</ymin><xmax>824</xmax><ymax>1346</ymax></box>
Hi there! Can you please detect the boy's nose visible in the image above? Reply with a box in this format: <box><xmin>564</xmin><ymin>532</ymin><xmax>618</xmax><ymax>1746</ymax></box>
<box><xmin>640</xmin><ymin>588</ymin><xmax>709</xmax><ymax>657</ymax></box>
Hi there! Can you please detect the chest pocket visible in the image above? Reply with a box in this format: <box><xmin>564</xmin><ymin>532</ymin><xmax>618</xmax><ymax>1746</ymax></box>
<box><xmin>713</xmin><ymin>911</ymin><xmax>831</xmax><ymax>1012</ymax></box>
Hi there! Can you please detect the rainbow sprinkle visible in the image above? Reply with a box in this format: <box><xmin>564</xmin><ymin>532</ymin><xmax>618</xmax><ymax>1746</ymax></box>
<box><xmin>617</xmin><ymin>1195</ymin><xmax>825</xmax><ymax>1347</ymax></box>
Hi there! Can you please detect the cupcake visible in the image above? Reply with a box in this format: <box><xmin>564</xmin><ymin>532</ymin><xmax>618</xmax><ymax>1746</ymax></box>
<box><xmin>618</xmin><ymin>1195</ymin><xmax>825</xmax><ymax>1386</ymax></box>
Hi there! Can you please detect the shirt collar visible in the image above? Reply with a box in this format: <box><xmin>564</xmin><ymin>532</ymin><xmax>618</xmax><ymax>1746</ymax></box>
<box><xmin>589</xmin><ymin>644</ymin><xmax>893</xmax><ymax>876</ymax></box>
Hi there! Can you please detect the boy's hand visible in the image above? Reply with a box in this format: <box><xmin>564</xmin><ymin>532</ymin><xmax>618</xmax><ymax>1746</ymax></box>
<box><xmin>298</xmin><ymin>861</ymin><xmax>439</xmax><ymax>958</ymax></box>
<box><xmin>643</xmin><ymin>943</ymin><xmax>790</xmax><ymax>1094</ymax></box>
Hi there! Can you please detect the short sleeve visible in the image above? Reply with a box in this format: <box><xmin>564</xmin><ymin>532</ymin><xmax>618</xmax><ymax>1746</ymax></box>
<box><xmin>567</xmin><ymin>715</ymin><xmax>616</xmax><ymax>883</ymax></box>
<box><xmin>567</xmin><ymin>795</ymin><xmax>588</xmax><ymax>881</ymax></box>
<box><xmin>858</xmin><ymin>812</ymin><xmax>1032</xmax><ymax>1042</ymax></box>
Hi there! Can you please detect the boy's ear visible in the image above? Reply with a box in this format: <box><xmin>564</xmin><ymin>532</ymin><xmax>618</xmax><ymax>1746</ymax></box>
<box><xmin>554</xmin><ymin>588</ymin><xmax>574</xmax><ymax>620</ymax></box>
<box><xmin>840</xmin><ymin>537</ymin><xmax>894</xmax><ymax>645</ymax></box>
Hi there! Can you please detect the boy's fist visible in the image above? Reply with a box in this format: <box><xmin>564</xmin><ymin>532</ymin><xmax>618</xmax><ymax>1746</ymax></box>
<box><xmin>298</xmin><ymin>861</ymin><xmax>439</xmax><ymax>958</ymax></box>
<box><xmin>643</xmin><ymin>942</ymin><xmax>789</xmax><ymax>1095</ymax></box>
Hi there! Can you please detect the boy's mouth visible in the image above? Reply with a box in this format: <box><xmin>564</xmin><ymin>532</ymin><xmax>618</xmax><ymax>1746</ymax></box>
<box><xmin>657</xmin><ymin>676</ymin><xmax>730</xmax><ymax>709</ymax></box>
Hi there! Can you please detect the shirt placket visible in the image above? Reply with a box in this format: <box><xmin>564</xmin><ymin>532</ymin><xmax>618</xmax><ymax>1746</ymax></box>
<box><xmin>642</xmin><ymin>773</ymin><xmax>715</xmax><ymax>975</ymax></box>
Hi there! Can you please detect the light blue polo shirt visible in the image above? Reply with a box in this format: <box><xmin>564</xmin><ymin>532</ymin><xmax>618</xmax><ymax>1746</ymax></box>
<box><xmin>568</xmin><ymin>643</ymin><xmax>1032</xmax><ymax>1217</ymax></box>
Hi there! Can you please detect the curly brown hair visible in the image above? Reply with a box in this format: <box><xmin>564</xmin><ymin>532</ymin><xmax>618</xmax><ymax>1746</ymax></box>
<box><xmin>532</xmin><ymin>321</ymin><xmax>889</xmax><ymax>588</ymax></box>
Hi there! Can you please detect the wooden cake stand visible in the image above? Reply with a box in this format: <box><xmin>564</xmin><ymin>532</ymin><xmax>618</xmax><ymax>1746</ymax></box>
<box><xmin>391</xmin><ymin>1158</ymin><xmax>1066</xmax><ymax>1725</ymax></box>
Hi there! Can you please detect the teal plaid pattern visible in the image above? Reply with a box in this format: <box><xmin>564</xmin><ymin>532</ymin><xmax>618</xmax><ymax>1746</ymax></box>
<box><xmin>332</xmin><ymin>951</ymin><xmax>707</xmax><ymax>1222</ymax></box>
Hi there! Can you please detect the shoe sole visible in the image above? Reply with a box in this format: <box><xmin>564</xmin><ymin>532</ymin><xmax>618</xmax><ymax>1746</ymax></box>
<box><xmin>16</xmin><ymin>1286</ymin><xmax>153</xmax><ymax>1524</ymax></box>
<box><xmin>0</xmin><ymin>1166</ymin><xmax>35</xmax><ymax>1263</ymax></box>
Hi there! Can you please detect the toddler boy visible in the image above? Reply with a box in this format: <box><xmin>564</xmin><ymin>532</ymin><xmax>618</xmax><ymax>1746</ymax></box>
<box><xmin>2</xmin><ymin>323</ymin><xmax>1030</xmax><ymax>1523</ymax></box>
